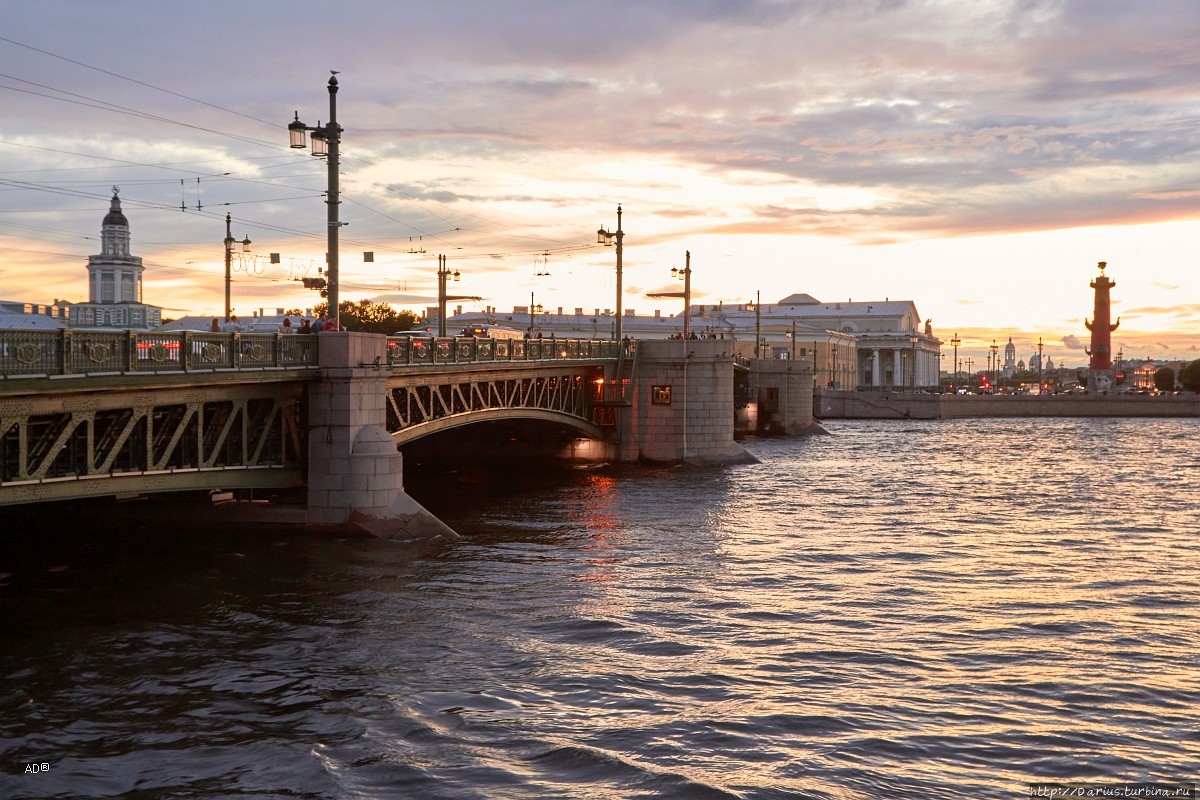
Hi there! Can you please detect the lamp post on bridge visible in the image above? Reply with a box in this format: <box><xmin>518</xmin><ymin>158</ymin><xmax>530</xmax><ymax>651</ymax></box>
<box><xmin>436</xmin><ymin>255</ymin><xmax>459</xmax><ymax>337</ymax></box>
<box><xmin>672</xmin><ymin>251</ymin><xmax>692</xmax><ymax>339</ymax></box>
<box><xmin>647</xmin><ymin>251</ymin><xmax>693</xmax><ymax>340</ymax></box>
<box><xmin>528</xmin><ymin>292</ymin><xmax>544</xmax><ymax>335</ymax></box>
<box><xmin>288</xmin><ymin>73</ymin><xmax>344</xmax><ymax>330</ymax></box>
<box><xmin>596</xmin><ymin>205</ymin><xmax>625</xmax><ymax>341</ymax></box>
<box><xmin>223</xmin><ymin>213</ymin><xmax>251</xmax><ymax>323</ymax></box>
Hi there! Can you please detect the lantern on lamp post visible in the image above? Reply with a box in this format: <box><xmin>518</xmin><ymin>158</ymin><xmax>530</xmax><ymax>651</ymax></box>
<box><xmin>223</xmin><ymin>213</ymin><xmax>251</xmax><ymax>323</ymax></box>
<box><xmin>596</xmin><ymin>205</ymin><xmax>625</xmax><ymax>341</ymax></box>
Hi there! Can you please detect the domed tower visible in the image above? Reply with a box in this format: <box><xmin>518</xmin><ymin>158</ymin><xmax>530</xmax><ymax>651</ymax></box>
<box><xmin>73</xmin><ymin>188</ymin><xmax>161</xmax><ymax>329</ymax></box>
<box><xmin>1003</xmin><ymin>337</ymin><xmax>1016</xmax><ymax>377</ymax></box>
<box><xmin>87</xmin><ymin>188</ymin><xmax>143</xmax><ymax>304</ymax></box>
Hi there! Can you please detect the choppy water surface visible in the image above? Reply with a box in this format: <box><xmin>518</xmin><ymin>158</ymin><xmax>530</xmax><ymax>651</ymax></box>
<box><xmin>3</xmin><ymin>418</ymin><xmax>1199</xmax><ymax>799</ymax></box>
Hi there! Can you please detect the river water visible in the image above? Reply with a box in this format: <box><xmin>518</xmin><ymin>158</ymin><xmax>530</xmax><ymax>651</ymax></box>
<box><xmin>2</xmin><ymin>418</ymin><xmax>1198</xmax><ymax>799</ymax></box>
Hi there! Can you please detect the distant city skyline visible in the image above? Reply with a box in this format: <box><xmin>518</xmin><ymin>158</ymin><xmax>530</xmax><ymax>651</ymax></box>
<box><xmin>1</xmin><ymin>2</ymin><xmax>1198</xmax><ymax>367</ymax></box>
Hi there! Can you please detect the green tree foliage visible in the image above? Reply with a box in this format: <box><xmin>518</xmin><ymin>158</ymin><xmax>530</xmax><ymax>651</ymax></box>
<box><xmin>1153</xmin><ymin>367</ymin><xmax>1176</xmax><ymax>392</ymax></box>
<box><xmin>311</xmin><ymin>300</ymin><xmax>419</xmax><ymax>334</ymax></box>
<box><xmin>1178</xmin><ymin>360</ymin><xmax>1200</xmax><ymax>392</ymax></box>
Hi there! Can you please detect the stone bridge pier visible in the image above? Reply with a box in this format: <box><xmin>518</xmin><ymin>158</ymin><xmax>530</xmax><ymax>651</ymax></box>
<box><xmin>615</xmin><ymin>339</ymin><xmax>757</xmax><ymax>465</ymax></box>
<box><xmin>748</xmin><ymin>358</ymin><xmax>814</xmax><ymax>435</ymax></box>
<box><xmin>307</xmin><ymin>332</ymin><xmax>457</xmax><ymax>541</ymax></box>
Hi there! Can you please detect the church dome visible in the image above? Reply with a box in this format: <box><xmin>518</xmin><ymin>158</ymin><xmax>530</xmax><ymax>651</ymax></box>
<box><xmin>1005</xmin><ymin>337</ymin><xmax>1015</xmax><ymax>355</ymax></box>
<box><xmin>102</xmin><ymin>189</ymin><xmax>128</xmax><ymax>228</ymax></box>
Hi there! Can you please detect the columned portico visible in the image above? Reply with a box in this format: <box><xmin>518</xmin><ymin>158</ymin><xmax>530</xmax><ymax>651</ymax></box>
<box><xmin>856</xmin><ymin>331</ymin><xmax>941</xmax><ymax>391</ymax></box>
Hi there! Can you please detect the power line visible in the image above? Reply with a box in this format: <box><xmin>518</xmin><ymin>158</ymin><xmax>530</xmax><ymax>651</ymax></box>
<box><xmin>0</xmin><ymin>36</ymin><xmax>282</xmax><ymax>130</ymax></box>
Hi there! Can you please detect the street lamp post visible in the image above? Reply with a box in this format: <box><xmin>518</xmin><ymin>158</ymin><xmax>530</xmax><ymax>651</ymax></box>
<box><xmin>288</xmin><ymin>74</ymin><xmax>343</xmax><ymax>330</ymax></box>
<box><xmin>990</xmin><ymin>340</ymin><xmax>999</xmax><ymax>393</ymax></box>
<box><xmin>528</xmin><ymin>292</ymin><xmax>543</xmax><ymax>335</ymax></box>
<box><xmin>754</xmin><ymin>290</ymin><xmax>762</xmax><ymax>359</ymax></box>
<box><xmin>1038</xmin><ymin>336</ymin><xmax>1044</xmax><ymax>394</ymax></box>
<box><xmin>950</xmin><ymin>332</ymin><xmax>961</xmax><ymax>387</ymax></box>
<box><xmin>671</xmin><ymin>250</ymin><xmax>692</xmax><ymax>339</ymax></box>
<box><xmin>910</xmin><ymin>336</ymin><xmax>919</xmax><ymax>390</ymax></box>
<box><xmin>650</xmin><ymin>251</ymin><xmax>695</xmax><ymax>339</ymax></box>
<box><xmin>596</xmin><ymin>205</ymin><xmax>625</xmax><ymax>341</ymax></box>
<box><xmin>832</xmin><ymin>345</ymin><xmax>838</xmax><ymax>389</ymax></box>
<box><xmin>436</xmin><ymin>254</ymin><xmax>460</xmax><ymax>337</ymax></box>
<box><xmin>223</xmin><ymin>213</ymin><xmax>250</xmax><ymax>322</ymax></box>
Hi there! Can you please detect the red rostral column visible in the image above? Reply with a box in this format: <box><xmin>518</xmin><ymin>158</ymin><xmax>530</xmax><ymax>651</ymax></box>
<box><xmin>1084</xmin><ymin>261</ymin><xmax>1119</xmax><ymax>370</ymax></box>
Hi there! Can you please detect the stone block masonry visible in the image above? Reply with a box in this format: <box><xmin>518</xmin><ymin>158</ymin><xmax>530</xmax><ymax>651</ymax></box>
<box><xmin>307</xmin><ymin>332</ymin><xmax>457</xmax><ymax>541</ymax></box>
<box><xmin>616</xmin><ymin>339</ymin><xmax>757</xmax><ymax>465</ymax></box>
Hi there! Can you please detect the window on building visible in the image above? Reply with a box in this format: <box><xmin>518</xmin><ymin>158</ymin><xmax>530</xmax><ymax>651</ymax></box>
<box><xmin>101</xmin><ymin>274</ymin><xmax>115</xmax><ymax>303</ymax></box>
<box><xmin>651</xmin><ymin>385</ymin><xmax>672</xmax><ymax>405</ymax></box>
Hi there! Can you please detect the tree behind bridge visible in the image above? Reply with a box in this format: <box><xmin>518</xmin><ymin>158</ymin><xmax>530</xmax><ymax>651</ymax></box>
<box><xmin>313</xmin><ymin>300</ymin><xmax>419</xmax><ymax>334</ymax></box>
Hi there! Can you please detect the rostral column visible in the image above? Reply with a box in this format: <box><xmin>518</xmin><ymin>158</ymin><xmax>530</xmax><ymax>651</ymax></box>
<box><xmin>1084</xmin><ymin>261</ymin><xmax>1119</xmax><ymax>370</ymax></box>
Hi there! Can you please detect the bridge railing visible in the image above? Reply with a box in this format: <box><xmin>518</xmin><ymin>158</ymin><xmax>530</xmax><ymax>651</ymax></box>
<box><xmin>0</xmin><ymin>330</ymin><xmax>620</xmax><ymax>379</ymax></box>
<box><xmin>386</xmin><ymin>335</ymin><xmax>619</xmax><ymax>367</ymax></box>
<box><xmin>0</xmin><ymin>329</ymin><xmax>318</xmax><ymax>378</ymax></box>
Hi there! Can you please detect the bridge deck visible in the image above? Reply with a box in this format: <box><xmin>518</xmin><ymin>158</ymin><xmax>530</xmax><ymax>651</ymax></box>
<box><xmin>0</xmin><ymin>331</ymin><xmax>623</xmax><ymax>506</ymax></box>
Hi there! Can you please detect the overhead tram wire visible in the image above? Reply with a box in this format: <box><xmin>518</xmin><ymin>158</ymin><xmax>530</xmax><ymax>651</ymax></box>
<box><xmin>0</xmin><ymin>36</ymin><xmax>284</xmax><ymax>132</ymax></box>
<box><xmin>0</xmin><ymin>40</ymin><xmax>590</xmax><ymax>258</ymax></box>
<box><xmin>0</xmin><ymin>79</ymin><xmax>282</xmax><ymax>152</ymax></box>
<box><xmin>0</xmin><ymin>45</ymin><xmax>598</xmax><ymax>281</ymax></box>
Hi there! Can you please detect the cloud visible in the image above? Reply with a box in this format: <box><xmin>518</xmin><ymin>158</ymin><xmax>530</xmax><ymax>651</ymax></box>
<box><xmin>1062</xmin><ymin>334</ymin><xmax>1085</xmax><ymax>350</ymax></box>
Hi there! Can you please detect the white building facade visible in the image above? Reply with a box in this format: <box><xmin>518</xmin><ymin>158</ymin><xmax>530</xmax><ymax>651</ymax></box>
<box><xmin>436</xmin><ymin>292</ymin><xmax>942</xmax><ymax>390</ymax></box>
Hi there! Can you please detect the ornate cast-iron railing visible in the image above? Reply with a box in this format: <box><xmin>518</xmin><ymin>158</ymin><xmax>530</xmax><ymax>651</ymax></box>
<box><xmin>0</xmin><ymin>330</ymin><xmax>317</xmax><ymax>377</ymax></box>
<box><xmin>385</xmin><ymin>335</ymin><xmax>620</xmax><ymax>367</ymax></box>
<box><xmin>0</xmin><ymin>330</ymin><xmax>619</xmax><ymax>379</ymax></box>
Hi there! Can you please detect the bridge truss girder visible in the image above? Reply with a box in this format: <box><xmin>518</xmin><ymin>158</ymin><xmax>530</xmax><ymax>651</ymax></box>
<box><xmin>386</xmin><ymin>363</ymin><xmax>606</xmax><ymax>444</ymax></box>
<box><xmin>0</xmin><ymin>382</ymin><xmax>306</xmax><ymax>506</ymax></box>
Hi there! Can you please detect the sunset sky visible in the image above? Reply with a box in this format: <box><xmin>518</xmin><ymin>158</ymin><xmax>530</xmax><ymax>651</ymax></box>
<box><xmin>2</xmin><ymin>1</ymin><xmax>1198</xmax><ymax>367</ymax></box>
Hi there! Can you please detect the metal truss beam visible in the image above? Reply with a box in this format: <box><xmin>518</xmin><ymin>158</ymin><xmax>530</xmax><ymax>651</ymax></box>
<box><xmin>0</xmin><ymin>382</ymin><xmax>306</xmax><ymax>505</ymax></box>
<box><xmin>385</xmin><ymin>363</ymin><xmax>605</xmax><ymax>443</ymax></box>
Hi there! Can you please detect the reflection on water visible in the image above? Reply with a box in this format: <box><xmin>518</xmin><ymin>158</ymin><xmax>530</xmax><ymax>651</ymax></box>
<box><xmin>3</xmin><ymin>418</ymin><xmax>1199</xmax><ymax>799</ymax></box>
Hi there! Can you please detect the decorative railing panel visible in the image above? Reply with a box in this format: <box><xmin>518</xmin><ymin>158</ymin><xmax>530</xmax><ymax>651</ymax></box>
<box><xmin>0</xmin><ymin>330</ymin><xmax>319</xmax><ymax>378</ymax></box>
<box><xmin>383</xmin><ymin>335</ymin><xmax>618</xmax><ymax>368</ymax></box>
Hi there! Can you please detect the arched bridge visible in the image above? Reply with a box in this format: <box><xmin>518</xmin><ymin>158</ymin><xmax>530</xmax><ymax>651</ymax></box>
<box><xmin>0</xmin><ymin>330</ymin><xmax>623</xmax><ymax>506</ymax></box>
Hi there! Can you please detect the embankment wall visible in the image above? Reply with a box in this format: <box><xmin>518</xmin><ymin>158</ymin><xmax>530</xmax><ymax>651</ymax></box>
<box><xmin>815</xmin><ymin>389</ymin><xmax>1200</xmax><ymax>420</ymax></box>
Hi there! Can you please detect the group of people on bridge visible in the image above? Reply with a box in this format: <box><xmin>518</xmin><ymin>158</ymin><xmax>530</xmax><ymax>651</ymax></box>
<box><xmin>208</xmin><ymin>315</ymin><xmax>341</xmax><ymax>334</ymax></box>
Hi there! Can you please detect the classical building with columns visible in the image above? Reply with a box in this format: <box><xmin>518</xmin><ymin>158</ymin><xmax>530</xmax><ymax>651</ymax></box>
<box><xmin>438</xmin><ymin>292</ymin><xmax>942</xmax><ymax>391</ymax></box>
